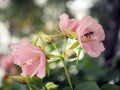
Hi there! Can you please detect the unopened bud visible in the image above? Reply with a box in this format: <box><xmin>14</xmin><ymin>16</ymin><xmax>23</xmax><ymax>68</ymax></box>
<box><xmin>64</xmin><ymin>49</ymin><xmax>77</xmax><ymax>60</ymax></box>
<box><xmin>40</xmin><ymin>32</ymin><xmax>54</xmax><ymax>43</ymax></box>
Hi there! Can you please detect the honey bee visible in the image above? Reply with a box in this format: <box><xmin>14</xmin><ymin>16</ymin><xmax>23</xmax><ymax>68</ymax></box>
<box><xmin>84</xmin><ymin>32</ymin><xmax>94</xmax><ymax>38</ymax></box>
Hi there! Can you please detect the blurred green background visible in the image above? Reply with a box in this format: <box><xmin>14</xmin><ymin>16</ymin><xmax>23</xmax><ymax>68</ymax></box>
<box><xmin>0</xmin><ymin>0</ymin><xmax>120</xmax><ymax>90</ymax></box>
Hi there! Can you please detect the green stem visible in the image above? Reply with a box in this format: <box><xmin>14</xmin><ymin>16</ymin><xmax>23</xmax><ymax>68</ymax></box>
<box><xmin>76</xmin><ymin>47</ymin><xmax>82</xmax><ymax>64</ymax></box>
<box><xmin>52</xmin><ymin>23</ymin><xmax>61</xmax><ymax>33</ymax></box>
<box><xmin>48</xmin><ymin>59</ymin><xmax>60</xmax><ymax>63</ymax></box>
<box><xmin>61</xmin><ymin>59</ymin><xmax>73</xmax><ymax>89</ymax></box>
<box><xmin>26</xmin><ymin>76</ymin><xmax>33</xmax><ymax>90</ymax></box>
<box><xmin>31</xmin><ymin>85</ymin><xmax>39</xmax><ymax>90</ymax></box>
<box><xmin>62</xmin><ymin>36</ymin><xmax>67</xmax><ymax>56</ymax></box>
<box><xmin>52</xmin><ymin>43</ymin><xmax>61</xmax><ymax>55</ymax></box>
<box><xmin>50</xmin><ymin>33</ymin><xmax>65</xmax><ymax>37</ymax></box>
<box><xmin>52</xmin><ymin>42</ymin><xmax>73</xmax><ymax>89</ymax></box>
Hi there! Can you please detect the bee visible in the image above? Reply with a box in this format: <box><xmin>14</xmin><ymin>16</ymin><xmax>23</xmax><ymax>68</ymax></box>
<box><xmin>84</xmin><ymin>31</ymin><xmax>94</xmax><ymax>38</ymax></box>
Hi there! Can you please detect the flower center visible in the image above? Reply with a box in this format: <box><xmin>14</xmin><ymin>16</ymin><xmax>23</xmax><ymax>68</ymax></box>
<box><xmin>23</xmin><ymin>53</ymin><xmax>40</xmax><ymax>66</ymax></box>
<box><xmin>81</xmin><ymin>31</ymin><xmax>96</xmax><ymax>42</ymax></box>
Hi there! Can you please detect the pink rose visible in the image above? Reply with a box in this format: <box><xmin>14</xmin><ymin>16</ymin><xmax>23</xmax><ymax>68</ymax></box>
<box><xmin>76</xmin><ymin>16</ymin><xmax>105</xmax><ymax>57</ymax></box>
<box><xmin>0</xmin><ymin>55</ymin><xmax>13</xmax><ymax>69</ymax></box>
<box><xmin>59</xmin><ymin>13</ymin><xmax>80</xmax><ymax>36</ymax></box>
<box><xmin>10</xmin><ymin>40</ymin><xmax>46</xmax><ymax>78</ymax></box>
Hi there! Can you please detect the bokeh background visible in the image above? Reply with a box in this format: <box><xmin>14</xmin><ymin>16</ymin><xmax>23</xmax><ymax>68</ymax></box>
<box><xmin>0</xmin><ymin>0</ymin><xmax>120</xmax><ymax>90</ymax></box>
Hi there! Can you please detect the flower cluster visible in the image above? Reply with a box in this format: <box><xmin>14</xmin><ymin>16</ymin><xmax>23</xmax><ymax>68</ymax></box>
<box><xmin>0</xmin><ymin>13</ymin><xmax>105</xmax><ymax>90</ymax></box>
<box><xmin>59</xmin><ymin>13</ymin><xmax>105</xmax><ymax>57</ymax></box>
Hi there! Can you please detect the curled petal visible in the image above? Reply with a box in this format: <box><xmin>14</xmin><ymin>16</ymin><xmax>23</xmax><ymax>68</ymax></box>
<box><xmin>82</xmin><ymin>41</ymin><xmax>105</xmax><ymax>57</ymax></box>
<box><xmin>59</xmin><ymin>13</ymin><xmax>80</xmax><ymax>36</ymax></box>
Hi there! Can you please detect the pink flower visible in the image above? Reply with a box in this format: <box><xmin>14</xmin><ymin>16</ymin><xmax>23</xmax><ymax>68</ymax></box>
<box><xmin>10</xmin><ymin>40</ymin><xmax>46</xmax><ymax>78</ymax></box>
<box><xmin>76</xmin><ymin>16</ymin><xmax>105</xmax><ymax>57</ymax></box>
<box><xmin>59</xmin><ymin>13</ymin><xmax>80</xmax><ymax>36</ymax></box>
<box><xmin>0</xmin><ymin>55</ymin><xmax>19</xmax><ymax>75</ymax></box>
<box><xmin>0</xmin><ymin>55</ymin><xmax>13</xmax><ymax>69</ymax></box>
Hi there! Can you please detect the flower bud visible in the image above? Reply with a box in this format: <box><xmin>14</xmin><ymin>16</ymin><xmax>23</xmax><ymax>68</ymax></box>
<box><xmin>64</xmin><ymin>49</ymin><xmax>77</xmax><ymax>60</ymax></box>
<box><xmin>40</xmin><ymin>32</ymin><xmax>54</xmax><ymax>43</ymax></box>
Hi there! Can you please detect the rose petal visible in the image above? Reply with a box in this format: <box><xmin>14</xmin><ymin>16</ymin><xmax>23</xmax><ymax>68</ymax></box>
<box><xmin>82</xmin><ymin>41</ymin><xmax>105</xmax><ymax>57</ymax></box>
<box><xmin>59</xmin><ymin>13</ymin><xmax>79</xmax><ymax>35</ymax></box>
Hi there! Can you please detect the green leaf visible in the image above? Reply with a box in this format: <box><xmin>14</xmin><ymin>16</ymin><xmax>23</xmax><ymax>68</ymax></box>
<box><xmin>10</xmin><ymin>76</ymin><xmax>26</xmax><ymax>83</ymax></box>
<box><xmin>45</xmin><ymin>82</ymin><xmax>58</xmax><ymax>90</ymax></box>
<box><xmin>62</xmin><ymin>87</ymin><xmax>72</xmax><ymax>90</ymax></box>
<box><xmin>75</xmin><ymin>82</ymin><xmax>100</xmax><ymax>90</ymax></box>
<box><xmin>64</xmin><ymin>28</ymin><xmax>77</xmax><ymax>38</ymax></box>
<box><xmin>69</xmin><ymin>41</ymin><xmax>79</xmax><ymax>49</ymax></box>
<box><xmin>101</xmin><ymin>84</ymin><xmax>120</xmax><ymax>90</ymax></box>
<box><xmin>10</xmin><ymin>75</ymin><xmax>42</xmax><ymax>84</ymax></box>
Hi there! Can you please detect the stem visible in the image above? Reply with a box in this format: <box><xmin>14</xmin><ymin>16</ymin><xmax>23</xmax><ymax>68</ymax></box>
<box><xmin>61</xmin><ymin>59</ymin><xmax>73</xmax><ymax>89</ymax></box>
<box><xmin>26</xmin><ymin>76</ymin><xmax>33</xmax><ymax>90</ymax></box>
<box><xmin>76</xmin><ymin>47</ymin><xmax>82</xmax><ymax>64</ymax></box>
<box><xmin>46</xmin><ymin>61</ymin><xmax>50</xmax><ymax>77</ymax></box>
<box><xmin>50</xmin><ymin>33</ymin><xmax>65</xmax><ymax>37</ymax></box>
<box><xmin>52</xmin><ymin>43</ymin><xmax>61</xmax><ymax>55</ymax></box>
<box><xmin>62</xmin><ymin>36</ymin><xmax>67</xmax><ymax>56</ymax></box>
<box><xmin>31</xmin><ymin>85</ymin><xmax>39</xmax><ymax>90</ymax></box>
<box><xmin>52</xmin><ymin>42</ymin><xmax>73</xmax><ymax>89</ymax></box>
<box><xmin>48</xmin><ymin>59</ymin><xmax>60</xmax><ymax>63</ymax></box>
<box><xmin>52</xmin><ymin>23</ymin><xmax>61</xmax><ymax>33</ymax></box>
